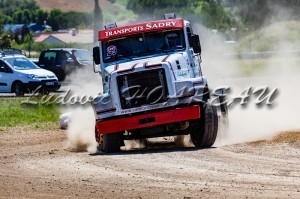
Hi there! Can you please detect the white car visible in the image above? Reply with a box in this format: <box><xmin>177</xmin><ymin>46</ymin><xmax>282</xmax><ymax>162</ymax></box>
<box><xmin>0</xmin><ymin>55</ymin><xmax>59</xmax><ymax>96</ymax></box>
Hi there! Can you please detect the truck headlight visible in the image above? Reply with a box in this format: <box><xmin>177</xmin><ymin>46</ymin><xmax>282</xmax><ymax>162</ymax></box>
<box><xmin>92</xmin><ymin>93</ymin><xmax>114</xmax><ymax>119</ymax></box>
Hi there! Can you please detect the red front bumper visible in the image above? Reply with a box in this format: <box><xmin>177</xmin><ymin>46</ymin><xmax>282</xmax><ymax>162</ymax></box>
<box><xmin>96</xmin><ymin>105</ymin><xmax>201</xmax><ymax>134</ymax></box>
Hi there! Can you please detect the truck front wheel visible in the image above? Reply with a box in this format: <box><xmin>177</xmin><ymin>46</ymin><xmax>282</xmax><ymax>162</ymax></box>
<box><xmin>190</xmin><ymin>102</ymin><xmax>218</xmax><ymax>148</ymax></box>
<box><xmin>102</xmin><ymin>133</ymin><xmax>121</xmax><ymax>153</ymax></box>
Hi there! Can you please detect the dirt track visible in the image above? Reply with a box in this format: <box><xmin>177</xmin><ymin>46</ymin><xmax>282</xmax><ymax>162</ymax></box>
<box><xmin>0</xmin><ymin>128</ymin><xmax>299</xmax><ymax>198</ymax></box>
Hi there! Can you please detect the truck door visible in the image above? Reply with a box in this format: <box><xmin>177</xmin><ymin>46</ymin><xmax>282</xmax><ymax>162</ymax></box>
<box><xmin>0</xmin><ymin>60</ymin><xmax>14</xmax><ymax>92</ymax></box>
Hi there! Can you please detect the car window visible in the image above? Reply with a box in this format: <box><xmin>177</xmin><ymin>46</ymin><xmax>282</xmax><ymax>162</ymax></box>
<box><xmin>43</xmin><ymin>51</ymin><xmax>57</xmax><ymax>63</ymax></box>
<box><xmin>0</xmin><ymin>60</ymin><xmax>11</xmax><ymax>73</ymax></box>
<box><xmin>74</xmin><ymin>50</ymin><xmax>92</xmax><ymax>61</ymax></box>
<box><xmin>57</xmin><ymin>51</ymin><xmax>71</xmax><ymax>64</ymax></box>
<box><xmin>5</xmin><ymin>57</ymin><xmax>39</xmax><ymax>70</ymax></box>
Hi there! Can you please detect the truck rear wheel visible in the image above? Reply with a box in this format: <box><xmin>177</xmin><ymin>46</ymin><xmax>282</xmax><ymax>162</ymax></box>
<box><xmin>190</xmin><ymin>102</ymin><xmax>218</xmax><ymax>148</ymax></box>
<box><xmin>102</xmin><ymin>133</ymin><xmax>121</xmax><ymax>153</ymax></box>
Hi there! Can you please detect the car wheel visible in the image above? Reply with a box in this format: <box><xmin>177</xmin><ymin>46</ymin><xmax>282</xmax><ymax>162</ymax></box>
<box><xmin>13</xmin><ymin>82</ymin><xmax>25</xmax><ymax>97</ymax></box>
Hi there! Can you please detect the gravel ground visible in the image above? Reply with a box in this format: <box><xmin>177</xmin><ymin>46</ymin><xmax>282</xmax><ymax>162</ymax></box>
<box><xmin>0</xmin><ymin>129</ymin><xmax>299</xmax><ymax>199</ymax></box>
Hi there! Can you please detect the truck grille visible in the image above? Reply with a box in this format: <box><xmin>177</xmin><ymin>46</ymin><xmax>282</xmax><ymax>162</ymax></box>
<box><xmin>117</xmin><ymin>69</ymin><xmax>168</xmax><ymax>109</ymax></box>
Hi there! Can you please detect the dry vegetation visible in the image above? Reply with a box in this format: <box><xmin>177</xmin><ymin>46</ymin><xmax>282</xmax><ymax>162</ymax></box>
<box><xmin>248</xmin><ymin>131</ymin><xmax>300</xmax><ymax>147</ymax></box>
<box><xmin>36</xmin><ymin>0</ymin><xmax>113</xmax><ymax>12</ymax></box>
<box><xmin>272</xmin><ymin>131</ymin><xmax>300</xmax><ymax>145</ymax></box>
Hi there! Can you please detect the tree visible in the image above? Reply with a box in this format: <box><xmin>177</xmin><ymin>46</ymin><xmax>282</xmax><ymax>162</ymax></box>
<box><xmin>271</xmin><ymin>0</ymin><xmax>300</xmax><ymax>20</ymax></box>
<box><xmin>21</xmin><ymin>25</ymin><xmax>30</xmax><ymax>44</ymax></box>
<box><xmin>127</xmin><ymin>0</ymin><xmax>186</xmax><ymax>19</ymax></box>
<box><xmin>24</xmin><ymin>32</ymin><xmax>34</xmax><ymax>57</ymax></box>
<box><xmin>0</xmin><ymin>13</ymin><xmax>12</xmax><ymax>24</ymax></box>
<box><xmin>22</xmin><ymin>9</ymin><xmax>32</xmax><ymax>24</ymax></box>
<box><xmin>12</xmin><ymin>10</ymin><xmax>23</xmax><ymax>24</ymax></box>
<box><xmin>223</xmin><ymin>0</ymin><xmax>270</xmax><ymax>30</ymax></box>
<box><xmin>47</xmin><ymin>9</ymin><xmax>64</xmax><ymax>31</ymax></box>
<box><xmin>192</xmin><ymin>0</ymin><xmax>233</xmax><ymax>30</ymax></box>
<box><xmin>127</xmin><ymin>0</ymin><xmax>234</xmax><ymax>30</ymax></box>
<box><xmin>34</xmin><ymin>9</ymin><xmax>49</xmax><ymax>25</ymax></box>
<box><xmin>0</xmin><ymin>32</ymin><xmax>14</xmax><ymax>49</ymax></box>
<box><xmin>0</xmin><ymin>0</ymin><xmax>94</xmax><ymax>32</ymax></box>
<box><xmin>64</xmin><ymin>12</ymin><xmax>93</xmax><ymax>29</ymax></box>
<box><xmin>94</xmin><ymin>0</ymin><xmax>103</xmax><ymax>43</ymax></box>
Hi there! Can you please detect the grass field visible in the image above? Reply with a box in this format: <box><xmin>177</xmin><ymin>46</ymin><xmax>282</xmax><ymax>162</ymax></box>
<box><xmin>0</xmin><ymin>97</ymin><xmax>61</xmax><ymax>130</ymax></box>
<box><xmin>235</xmin><ymin>57</ymin><xmax>300</xmax><ymax>76</ymax></box>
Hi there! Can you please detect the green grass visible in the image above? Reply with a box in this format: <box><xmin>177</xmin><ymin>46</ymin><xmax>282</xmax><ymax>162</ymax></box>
<box><xmin>0</xmin><ymin>97</ymin><xmax>61</xmax><ymax>128</ymax></box>
<box><xmin>235</xmin><ymin>57</ymin><xmax>300</xmax><ymax>76</ymax></box>
<box><xmin>236</xmin><ymin>58</ymin><xmax>269</xmax><ymax>76</ymax></box>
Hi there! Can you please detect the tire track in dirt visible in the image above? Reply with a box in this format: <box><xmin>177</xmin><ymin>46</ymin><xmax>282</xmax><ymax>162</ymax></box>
<box><xmin>0</xmin><ymin>129</ymin><xmax>299</xmax><ymax>198</ymax></box>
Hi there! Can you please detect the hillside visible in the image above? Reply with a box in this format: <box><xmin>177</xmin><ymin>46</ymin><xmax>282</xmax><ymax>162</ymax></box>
<box><xmin>35</xmin><ymin>0</ymin><xmax>136</xmax><ymax>25</ymax></box>
<box><xmin>36</xmin><ymin>0</ymin><xmax>113</xmax><ymax>12</ymax></box>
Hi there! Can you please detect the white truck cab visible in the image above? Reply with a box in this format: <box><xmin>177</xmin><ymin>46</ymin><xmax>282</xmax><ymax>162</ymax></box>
<box><xmin>92</xmin><ymin>14</ymin><xmax>223</xmax><ymax>153</ymax></box>
<box><xmin>0</xmin><ymin>54</ymin><xmax>59</xmax><ymax>96</ymax></box>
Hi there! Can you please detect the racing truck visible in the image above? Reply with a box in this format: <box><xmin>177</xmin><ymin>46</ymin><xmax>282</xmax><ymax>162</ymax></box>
<box><xmin>92</xmin><ymin>14</ymin><xmax>226</xmax><ymax>153</ymax></box>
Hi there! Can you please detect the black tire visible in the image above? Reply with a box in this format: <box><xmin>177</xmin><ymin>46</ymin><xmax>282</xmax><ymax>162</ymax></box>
<box><xmin>190</xmin><ymin>102</ymin><xmax>218</xmax><ymax>148</ymax></box>
<box><xmin>102</xmin><ymin>133</ymin><xmax>121</xmax><ymax>153</ymax></box>
<box><xmin>55</xmin><ymin>85</ymin><xmax>61</xmax><ymax>92</ymax></box>
<box><xmin>13</xmin><ymin>82</ymin><xmax>25</xmax><ymax>97</ymax></box>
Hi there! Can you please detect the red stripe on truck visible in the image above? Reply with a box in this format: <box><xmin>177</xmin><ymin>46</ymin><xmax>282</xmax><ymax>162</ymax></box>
<box><xmin>96</xmin><ymin>105</ymin><xmax>200</xmax><ymax>134</ymax></box>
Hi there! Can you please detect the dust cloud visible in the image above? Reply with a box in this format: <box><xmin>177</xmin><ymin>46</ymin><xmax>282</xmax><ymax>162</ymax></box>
<box><xmin>63</xmin><ymin>14</ymin><xmax>300</xmax><ymax>151</ymax></box>
<box><xmin>63</xmin><ymin>68</ymin><xmax>102</xmax><ymax>153</ymax></box>
<box><xmin>194</xmin><ymin>22</ymin><xmax>300</xmax><ymax>146</ymax></box>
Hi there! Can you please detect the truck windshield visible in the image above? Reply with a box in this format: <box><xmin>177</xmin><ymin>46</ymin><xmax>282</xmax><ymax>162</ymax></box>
<box><xmin>5</xmin><ymin>57</ymin><xmax>39</xmax><ymax>70</ymax></box>
<box><xmin>102</xmin><ymin>30</ymin><xmax>185</xmax><ymax>63</ymax></box>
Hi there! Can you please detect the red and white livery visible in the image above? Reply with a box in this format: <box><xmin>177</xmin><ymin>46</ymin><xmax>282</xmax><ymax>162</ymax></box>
<box><xmin>92</xmin><ymin>14</ymin><xmax>224</xmax><ymax>153</ymax></box>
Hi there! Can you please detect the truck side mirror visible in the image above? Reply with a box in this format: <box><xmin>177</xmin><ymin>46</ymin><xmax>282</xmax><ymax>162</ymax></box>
<box><xmin>93</xmin><ymin>46</ymin><xmax>101</xmax><ymax>73</ymax></box>
<box><xmin>93</xmin><ymin>46</ymin><xmax>100</xmax><ymax>65</ymax></box>
<box><xmin>190</xmin><ymin>34</ymin><xmax>201</xmax><ymax>54</ymax></box>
